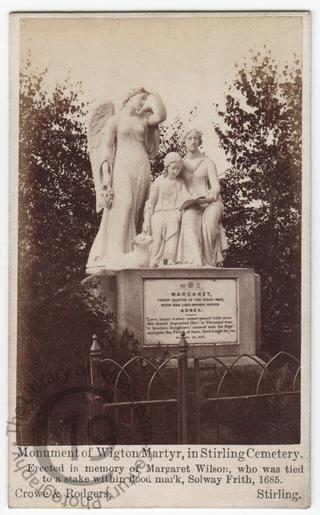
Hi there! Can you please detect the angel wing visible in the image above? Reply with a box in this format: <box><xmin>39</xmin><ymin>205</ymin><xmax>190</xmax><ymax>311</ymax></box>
<box><xmin>87</xmin><ymin>101</ymin><xmax>116</xmax><ymax>212</ymax></box>
<box><xmin>87</xmin><ymin>101</ymin><xmax>115</xmax><ymax>151</ymax></box>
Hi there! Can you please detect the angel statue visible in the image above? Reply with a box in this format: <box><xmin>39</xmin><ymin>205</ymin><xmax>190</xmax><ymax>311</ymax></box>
<box><xmin>86</xmin><ymin>87</ymin><xmax>167</xmax><ymax>272</ymax></box>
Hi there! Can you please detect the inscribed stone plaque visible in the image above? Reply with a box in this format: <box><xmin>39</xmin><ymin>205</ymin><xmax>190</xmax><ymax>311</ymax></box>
<box><xmin>143</xmin><ymin>278</ymin><xmax>238</xmax><ymax>346</ymax></box>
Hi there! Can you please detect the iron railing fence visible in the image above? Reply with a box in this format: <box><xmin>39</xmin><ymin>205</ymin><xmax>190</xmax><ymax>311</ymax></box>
<box><xmin>87</xmin><ymin>334</ymin><xmax>301</xmax><ymax>445</ymax></box>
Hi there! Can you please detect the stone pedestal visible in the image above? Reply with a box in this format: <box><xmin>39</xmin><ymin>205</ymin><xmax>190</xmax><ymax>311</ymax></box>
<box><xmin>84</xmin><ymin>267</ymin><xmax>261</xmax><ymax>360</ymax></box>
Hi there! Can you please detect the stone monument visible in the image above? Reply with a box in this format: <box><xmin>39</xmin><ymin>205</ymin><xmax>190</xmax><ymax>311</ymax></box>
<box><xmin>85</xmin><ymin>93</ymin><xmax>261</xmax><ymax>363</ymax></box>
<box><xmin>86</xmin><ymin>267</ymin><xmax>261</xmax><ymax>361</ymax></box>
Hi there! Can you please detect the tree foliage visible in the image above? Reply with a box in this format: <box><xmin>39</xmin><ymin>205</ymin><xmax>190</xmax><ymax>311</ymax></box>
<box><xmin>150</xmin><ymin>117</ymin><xmax>185</xmax><ymax>178</ymax></box>
<box><xmin>215</xmin><ymin>49</ymin><xmax>302</xmax><ymax>352</ymax></box>
<box><xmin>17</xmin><ymin>64</ymin><xmax>184</xmax><ymax>443</ymax></box>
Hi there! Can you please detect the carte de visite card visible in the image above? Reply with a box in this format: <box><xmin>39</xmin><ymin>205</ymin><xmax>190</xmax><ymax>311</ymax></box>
<box><xmin>8</xmin><ymin>11</ymin><xmax>310</xmax><ymax>508</ymax></box>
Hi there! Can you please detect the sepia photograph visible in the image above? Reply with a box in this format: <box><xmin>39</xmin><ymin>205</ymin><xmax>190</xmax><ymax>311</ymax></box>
<box><xmin>8</xmin><ymin>11</ymin><xmax>310</xmax><ymax>508</ymax></box>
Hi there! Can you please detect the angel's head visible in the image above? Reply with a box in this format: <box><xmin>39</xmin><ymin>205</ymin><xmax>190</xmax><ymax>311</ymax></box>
<box><xmin>163</xmin><ymin>152</ymin><xmax>183</xmax><ymax>179</ymax></box>
<box><xmin>122</xmin><ymin>87</ymin><xmax>149</xmax><ymax>112</ymax></box>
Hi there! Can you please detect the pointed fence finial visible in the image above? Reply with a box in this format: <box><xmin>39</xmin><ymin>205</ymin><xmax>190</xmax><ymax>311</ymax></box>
<box><xmin>178</xmin><ymin>331</ymin><xmax>189</xmax><ymax>353</ymax></box>
<box><xmin>90</xmin><ymin>334</ymin><xmax>101</xmax><ymax>355</ymax></box>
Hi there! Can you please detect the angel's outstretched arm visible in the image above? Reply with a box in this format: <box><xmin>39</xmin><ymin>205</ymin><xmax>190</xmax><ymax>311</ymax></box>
<box><xmin>142</xmin><ymin>93</ymin><xmax>167</xmax><ymax>126</ymax></box>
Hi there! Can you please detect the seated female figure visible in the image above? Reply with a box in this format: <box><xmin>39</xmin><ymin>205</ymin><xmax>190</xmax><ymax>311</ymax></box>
<box><xmin>177</xmin><ymin>128</ymin><xmax>228</xmax><ymax>267</ymax></box>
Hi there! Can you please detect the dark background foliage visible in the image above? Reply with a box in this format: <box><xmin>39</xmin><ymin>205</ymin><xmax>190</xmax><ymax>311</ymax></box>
<box><xmin>17</xmin><ymin>49</ymin><xmax>302</xmax><ymax>443</ymax></box>
<box><xmin>215</xmin><ymin>50</ymin><xmax>302</xmax><ymax>355</ymax></box>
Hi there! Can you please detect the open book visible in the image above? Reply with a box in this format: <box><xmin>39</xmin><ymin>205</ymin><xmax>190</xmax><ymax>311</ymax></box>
<box><xmin>179</xmin><ymin>196</ymin><xmax>207</xmax><ymax>211</ymax></box>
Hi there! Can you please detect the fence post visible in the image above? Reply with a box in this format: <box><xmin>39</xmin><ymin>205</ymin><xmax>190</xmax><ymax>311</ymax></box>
<box><xmin>90</xmin><ymin>334</ymin><xmax>102</xmax><ymax>388</ymax></box>
<box><xmin>88</xmin><ymin>334</ymin><xmax>102</xmax><ymax>444</ymax></box>
<box><xmin>178</xmin><ymin>332</ymin><xmax>188</xmax><ymax>444</ymax></box>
